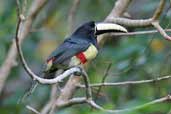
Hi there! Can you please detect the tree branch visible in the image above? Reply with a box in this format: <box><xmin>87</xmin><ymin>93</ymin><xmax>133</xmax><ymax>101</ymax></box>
<box><xmin>52</xmin><ymin>95</ymin><xmax>171</xmax><ymax>114</ymax></box>
<box><xmin>13</xmin><ymin>0</ymin><xmax>171</xmax><ymax>114</ymax></box>
<box><xmin>40</xmin><ymin>84</ymin><xmax>58</xmax><ymax>114</ymax></box>
<box><xmin>26</xmin><ymin>105</ymin><xmax>40</xmax><ymax>114</ymax></box>
<box><xmin>152</xmin><ymin>21</ymin><xmax>171</xmax><ymax>40</ymax></box>
<box><xmin>56</xmin><ymin>97</ymin><xmax>87</xmax><ymax>108</ymax></box>
<box><xmin>111</xmin><ymin>29</ymin><xmax>171</xmax><ymax>36</ymax></box>
<box><xmin>87</xmin><ymin>95</ymin><xmax>171</xmax><ymax>113</ymax></box>
<box><xmin>15</xmin><ymin>16</ymin><xmax>82</xmax><ymax>84</ymax></box>
<box><xmin>94</xmin><ymin>63</ymin><xmax>112</xmax><ymax>101</ymax></box>
<box><xmin>68</xmin><ymin>0</ymin><xmax>80</xmax><ymax>33</ymax></box>
<box><xmin>78</xmin><ymin>75</ymin><xmax>171</xmax><ymax>88</ymax></box>
<box><xmin>107</xmin><ymin>0</ymin><xmax>166</xmax><ymax>27</ymax></box>
<box><xmin>0</xmin><ymin>0</ymin><xmax>47</xmax><ymax>93</ymax></box>
<box><xmin>152</xmin><ymin>0</ymin><xmax>166</xmax><ymax>20</ymax></box>
<box><xmin>15</xmin><ymin>9</ymin><xmax>83</xmax><ymax>85</ymax></box>
<box><xmin>105</xmin><ymin>0</ymin><xmax>171</xmax><ymax>41</ymax></box>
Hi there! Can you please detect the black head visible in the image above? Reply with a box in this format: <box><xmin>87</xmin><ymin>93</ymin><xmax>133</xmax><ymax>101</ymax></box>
<box><xmin>72</xmin><ymin>21</ymin><xmax>96</xmax><ymax>38</ymax></box>
<box><xmin>72</xmin><ymin>21</ymin><xmax>127</xmax><ymax>38</ymax></box>
<box><xmin>71</xmin><ymin>21</ymin><xmax>127</xmax><ymax>48</ymax></box>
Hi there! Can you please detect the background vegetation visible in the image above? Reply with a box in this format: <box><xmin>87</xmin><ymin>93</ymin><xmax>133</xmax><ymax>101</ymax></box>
<box><xmin>0</xmin><ymin>0</ymin><xmax>171</xmax><ymax>114</ymax></box>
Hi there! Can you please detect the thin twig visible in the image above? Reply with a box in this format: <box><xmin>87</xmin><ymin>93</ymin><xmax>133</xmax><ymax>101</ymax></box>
<box><xmin>78</xmin><ymin>75</ymin><xmax>171</xmax><ymax>88</ymax></box>
<box><xmin>94</xmin><ymin>63</ymin><xmax>112</xmax><ymax>101</ymax></box>
<box><xmin>41</xmin><ymin>100</ymin><xmax>54</xmax><ymax>114</ymax></box>
<box><xmin>152</xmin><ymin>21</ymin><xmax>171</xmax><ymax>40</ymax></box>
<box><xmin>81</xmin><ymin>68</ymin><xmax>92</xmax><ymax>99</ymax></box>
<box><xmin>152</xmin><ymin>0</ymin><xmax>166</xmax><ymax>20</ymax></box>
<box><xmin>26</xmin><ymin>105</ymin><xmax>40</xmax><ymax>114</ymax></box>
<box><xmin>87</xmin><ymin>95</ymin><xmax>171</xmax><ymax>113</ymax></box>
<box><xmin>111</xmin><ymin>29</ymin><xmax>171</xmax><ymax>36</ymax></box>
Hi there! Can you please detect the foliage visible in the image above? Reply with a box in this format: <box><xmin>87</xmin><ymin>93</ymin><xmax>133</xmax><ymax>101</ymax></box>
<box><xmin>0</xmin><ymin>0</ymin><xmax>171</xmax><ymax>114</ymax></box>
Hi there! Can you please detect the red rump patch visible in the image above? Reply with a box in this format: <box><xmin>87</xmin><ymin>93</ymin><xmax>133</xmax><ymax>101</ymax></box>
<box><xmin>76</xmin><ymin>52</ymin><xmax>87</xmax><ymax>64</ymax></box>
<box><xmin>47</xmin><ymin>57</ymin><xmax>56</xmax><ymax>63</ymax></box>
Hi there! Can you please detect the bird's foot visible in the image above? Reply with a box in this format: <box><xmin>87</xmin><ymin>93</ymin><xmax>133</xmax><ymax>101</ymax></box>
<box><xmin>73</xmin><ymin>66</ymin><xmax>83</xmax><ymax>76</ymax></box>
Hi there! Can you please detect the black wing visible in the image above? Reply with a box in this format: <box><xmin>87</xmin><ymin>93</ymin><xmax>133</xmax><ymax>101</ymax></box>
<box><xmin>47</xmin><ymin>37</ymin><xmax>90</xmax><ymax>64</ymax></box>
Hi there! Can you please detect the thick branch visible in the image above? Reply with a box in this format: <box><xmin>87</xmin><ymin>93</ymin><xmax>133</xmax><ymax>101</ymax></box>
<box><xmin>107</xmin><ymin>0</ymin><xmax>165</xmax><ymax>27</ymax></box>
<box><xmin>106</xmin><ymin>0</ymin><xmax>132</xmax><ymax>19</ymax></box>
<box><xmin>41</xmin><ymin>84</ymin><xmax>58</xmax><ymax>114</ymax></box>
<box><xmin>68</xmin><ymin>0</ymin><xmax>80</xmax><ymax>33</ymax></box>
<box><xmin>56</xmin><ymin>97</ymin><xmax>87</xmax><ymax>108</ymax></box>
<box><xmin>107</xmin><ymin>18</ymin><xmax>153</xmax><ymax>27</ymax></box>
<box><xmin>55</xmin><ymin>76</ymin><xmax>81</xmax><ymax>107</ymax></box>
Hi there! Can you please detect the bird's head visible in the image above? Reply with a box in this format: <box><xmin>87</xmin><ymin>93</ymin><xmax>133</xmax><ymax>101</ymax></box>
<box><xmin>72</xmin><ymin>21</ymin><xmax>127</xmax><ymax>38</ymax></box>
<box><xmin>72</xmin><ymin>21</ymin><xmax>127</xmax><ymax>48</ymax></box>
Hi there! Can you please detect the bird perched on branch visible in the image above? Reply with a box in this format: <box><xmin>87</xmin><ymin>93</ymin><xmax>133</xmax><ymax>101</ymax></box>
<box><xmin>42</xmin><ymin>21</ymin><xmax>127</xmax><ymax>78</ymax></box>
<box><xmin>20</xmin><ymin>21</ymin><xmax>127</xmax><ymax>101</ymax></box>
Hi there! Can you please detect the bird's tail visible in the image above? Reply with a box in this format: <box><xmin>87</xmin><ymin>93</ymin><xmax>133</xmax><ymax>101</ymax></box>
<box><xmin>17</xmin><ymin>80</ymin><xmax>39</xmax><ymax>104</ymax></box>
<box><xmin>17</xmin><ymin>65</ymin><xmax>47</xmax><ymax>104</ymax></box>
<box><xmin>18</xmin><ymin>64</ymin><xmax>62</xmax><ymax>103</ymax></box>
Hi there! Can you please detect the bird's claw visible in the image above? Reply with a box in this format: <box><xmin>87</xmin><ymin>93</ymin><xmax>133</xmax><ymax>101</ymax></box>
<box><xmin>73</xmin><ymin>66</ymin><xmax>83</xmax><ymax>76</ymax></box>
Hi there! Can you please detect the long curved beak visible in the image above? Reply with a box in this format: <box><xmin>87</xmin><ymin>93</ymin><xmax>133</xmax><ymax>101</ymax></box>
<box><xmin>95</xmin><ymin>22</ymin><xmax>127</xmax><ymax>35</ymax></box>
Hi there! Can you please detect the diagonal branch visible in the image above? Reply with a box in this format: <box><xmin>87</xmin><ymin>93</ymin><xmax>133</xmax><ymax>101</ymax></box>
<box><xmin>55</xmin><ymin>68</ymin><xmax>92</xmax><ymax>109</ymax></box>
<box><xmin>26</xmin><ymin>105</ymin><xmax>40</xmax><ymax>114</ymax></box>
<box><xmin>68</xmin><ymin>0</ymin><xmax>80</xmax><ymax>33</ymax></box>
<box><xmin>152</xmin><ymin>0</ymin><xmax>166</xmax><ymax>20</ymax></box>
<box><xmin>40</xmin><ymin>84</ymin><xmax>59</xmax><ymax>114</ymax></box>
<box><xmin>94</xmin><ymin>63</ymin><xmax>112</xmax><ymax>101</ymax></box>
<box><xmin>52</xmin><ymin>95</ymin><xmax>171</xmax><ymax>114</ymax></box>
<box><xmin>152</xmin><ymin>21</ymin><xmax>171</xmax><ymax>40</ymax></box>
<box><xmin>87</xmin><ymin>95</ymin><xmax>171</xmax><ymax>113</ymax></box>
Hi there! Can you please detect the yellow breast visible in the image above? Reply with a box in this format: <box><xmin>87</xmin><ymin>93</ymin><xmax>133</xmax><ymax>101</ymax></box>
<box><xmin>69</xmin><ymin>56</ymin><xmax>81</xmax><ymax>66</ymax></box>
<box><xmin>83</xmin><ymin>44</ymin><xmax>98</xmax><ymax>60</ymax></box>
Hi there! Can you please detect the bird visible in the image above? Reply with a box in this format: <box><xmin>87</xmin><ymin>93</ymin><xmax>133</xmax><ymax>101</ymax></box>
<box><xmin>41</xmin><ymin>21</ymin><xmax>127</xmax><ymax>79</ymax></box>
<box><xmin>20</xmin><ymin>21</ymin><xmax>127</xmax><ymax>101</ymax></box>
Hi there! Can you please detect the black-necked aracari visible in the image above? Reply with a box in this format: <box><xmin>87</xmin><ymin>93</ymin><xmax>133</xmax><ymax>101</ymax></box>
<box><xmin>41</xmin><ymin>21</ymin><xmax>127</xmax><ymax>79</ymax></box>
<box><xmin>22</xmin><ymin>21</ymin><xmax>127</xmax><ymax>101</ymax></box>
